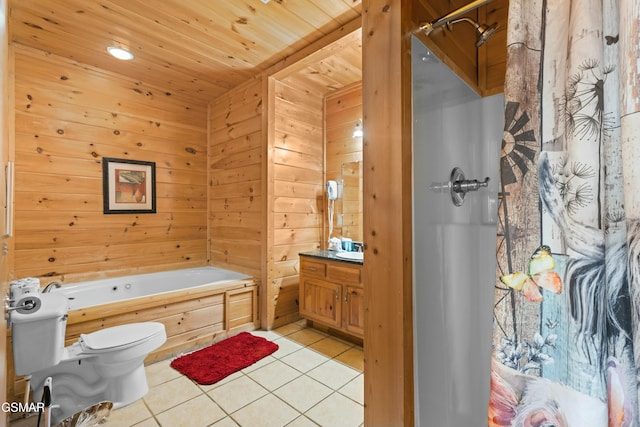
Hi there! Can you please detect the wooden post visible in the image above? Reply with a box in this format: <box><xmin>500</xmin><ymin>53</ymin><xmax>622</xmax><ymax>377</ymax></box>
<box><xmin>362</xmin><ymin>0</ymin><xmax>414</xmax><ymax>425</ymax></box>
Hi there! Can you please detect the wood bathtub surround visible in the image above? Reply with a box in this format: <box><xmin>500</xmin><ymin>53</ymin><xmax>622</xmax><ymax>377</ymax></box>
<box><xmin>6</xmin><ymin>279</ymin><xmax>259</xmax><ymax>404</ymax></box>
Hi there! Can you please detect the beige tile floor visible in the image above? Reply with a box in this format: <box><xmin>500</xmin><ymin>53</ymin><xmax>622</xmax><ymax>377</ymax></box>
<box><xmin>11</xmin><ymin>320</ymin><xmax>364</xmax><ymax>427</ymax></box>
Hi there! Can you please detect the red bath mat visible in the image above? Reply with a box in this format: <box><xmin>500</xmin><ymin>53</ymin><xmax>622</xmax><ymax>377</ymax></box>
<box><xmin>170</xmin><ymin>332</ymin><xmax>279</xmax><ymax>385</ymax></box>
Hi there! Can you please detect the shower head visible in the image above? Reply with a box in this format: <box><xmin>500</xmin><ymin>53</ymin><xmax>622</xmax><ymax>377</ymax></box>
<box><xmin>417</xmin><ymin>0</ymin><xmax>497</xmax><ymax>47</ymax></box>
<box><xmin>477</xmin><ymin>22</ymin><xmax>498</xmax><ymax>46</ymax></box>
<box><xmin>446</xmin><ymin>17</ymin><xmax>498</xmax><ymax>47</ymax></box>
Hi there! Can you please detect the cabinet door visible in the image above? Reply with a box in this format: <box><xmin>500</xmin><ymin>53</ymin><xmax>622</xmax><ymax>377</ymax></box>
<box><xmin>344</xmin><ymin>285</ymin><xmax>365</xmax><ymax>337</ymax></box>
<box><xmin>300</xmin><ymin>278</ymin><xmax>342</xmax><ymax>328</ymax></box>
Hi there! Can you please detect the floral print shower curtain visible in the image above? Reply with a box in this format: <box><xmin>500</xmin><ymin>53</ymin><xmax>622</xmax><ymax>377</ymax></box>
<box><xmin>489</xmin><ymin>0</ymin><xmax>640</xmax><ymax>425</ymax></box>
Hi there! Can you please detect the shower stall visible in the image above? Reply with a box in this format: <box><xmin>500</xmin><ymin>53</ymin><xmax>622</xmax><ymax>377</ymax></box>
<box><xmin>411</xmin><ymin>36</ymin><xmax>503</xmax><ymax>426</ymax></box>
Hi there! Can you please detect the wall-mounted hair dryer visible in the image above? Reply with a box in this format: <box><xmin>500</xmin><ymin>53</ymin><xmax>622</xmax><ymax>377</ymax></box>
<box><xmin>326</xmin><ymin>180</ymin><xmax>339</xmax><ymax>245</ymax></box>
<box><xmin>326</xmin><ymin>180</ymin><xmax>338</xmax><ymax>201</ymax></box>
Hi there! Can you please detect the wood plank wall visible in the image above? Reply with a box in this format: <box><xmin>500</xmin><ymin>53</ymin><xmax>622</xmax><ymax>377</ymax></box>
<box><xmin>208</xmin><ymin>21</ymin><xmax>362</xmax><ymax>331</ymax></box>
<box><xmin>324</xmin><ymin>82</ymin><xmax>363</xmax><ymax>242</ymax></box>
<box><xmin>1</xmin><ymin>0</ymin><xmax>11</xmax><ymax>418</ymax></box>
<box><xmin>13</xmin><ymin>45</ymin><xmax>208</xmax><ymax>283</ymax></box>
<box><xmin>268</xmin><ymin>79</ymin><xmax>324</xmax><ymax>329</ymax></box>
<box><xmin>208</xmin><ymin>78</ymin><xmax>264</xmax><ymax>280</ymax></box>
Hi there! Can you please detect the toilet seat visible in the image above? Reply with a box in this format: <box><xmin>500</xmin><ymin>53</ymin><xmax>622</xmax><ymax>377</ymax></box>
<box><xmin>80</xmin><ymin>322</ymin><xmax>165</xmax><ymax>353</ymax></box>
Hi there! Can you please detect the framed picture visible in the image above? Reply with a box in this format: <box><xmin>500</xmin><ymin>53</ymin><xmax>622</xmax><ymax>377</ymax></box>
<box><xmin>102</xmin><ymin>157</ymin><xmax>156</xmax><ymax>214</ymax></box>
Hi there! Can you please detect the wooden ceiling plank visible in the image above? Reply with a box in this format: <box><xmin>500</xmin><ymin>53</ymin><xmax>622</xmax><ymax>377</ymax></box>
<box><xmin>9</xmin><ymin>0</ymin><xmax>361</xmax><ymax>102</ymax></box>
<box><xmin>230</xmin><ymin>0</ymin><xmax>325</xmax><ymax>41</ymax></box>
<box><xmin>106</xmin><ymin>0</ymin><xmax>350</xmax><ymax>83</ymax></box>
<box><xmin>318</xmin><ymin>54</ymin><xmax>362</xmax><ymax>81</ymax></box>
<box><xmin>9</xmin><ymin>0</ymin><xmax>364</xmax><ymax>102</ymax></box>
<box><xmin>11</xmin><ymin>36</ymin><xmax>229</xmax><ymax>102</ymax></box>
<box><xmin>339</xmin><ymin>0</ymin><xmax>363</xmax><ymax>9</ymax></box>
<box><xmin>291</xmin><ymin>53</ymin><xmax>362</xmax><ymax>88</ymax></box>
<box><xmin>185</xmin><ymin>0</ymin><xmax>319</xmax><ymax>59</ymax></box>
<box><xmin>271</xmin><ymin>25</ymin><xmax>361</xmax><ymax>79</ymax></box>
<box><xmin>15</xmin><ymin>45</ymin><xmax>209</xmax><ymax>125</ymax></box>
<box><xmin>108</xmin><ymin>0</ymin><xmax>280</xmax><ymax>68</ymax></box>
<box><xmin>282</xmin><ymin>74</ymin><xmax>338</xmax><ymax>97</ymax></box>
<box><xmin>307</xmin><ymin>0</ymin><xmax>361</xmax><ymax>25</ymax></box>
<box><xmin>9</xmin><ymin>5</ymin><xmax>243</xmax><ymax>98</ymax></box>
<box><xmin>275</xmin><ymin>1</ymin><xmax>340</xmax><ymax>32</ymax></box>
<box><xmin>16</xmin><ymin>0</ymin><xmax>258</xmax><ymax>76</ymax></box>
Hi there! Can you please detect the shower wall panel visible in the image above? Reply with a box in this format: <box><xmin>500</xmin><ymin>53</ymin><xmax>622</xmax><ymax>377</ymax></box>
<box><xmin>411</xmin><ymin>36</ymin><xmax>503</xmax><ymax>426</ymax></box>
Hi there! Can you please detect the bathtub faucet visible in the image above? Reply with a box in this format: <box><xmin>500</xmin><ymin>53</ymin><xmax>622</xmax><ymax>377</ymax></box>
<box><xmin>42</xmin><ymin>281</ymin><xmax>62</xmax><ymax>293</ymax></box>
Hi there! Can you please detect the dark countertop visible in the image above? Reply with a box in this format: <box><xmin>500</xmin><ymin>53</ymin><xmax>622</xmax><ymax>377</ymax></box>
<box><xmin>299</xmin><ymin>250</ymin><xmax>364</xmax><ymax>265</ymax></box>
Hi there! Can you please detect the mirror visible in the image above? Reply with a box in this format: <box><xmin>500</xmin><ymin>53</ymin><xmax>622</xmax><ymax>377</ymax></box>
<box><xmin>329</xmin><ymin>161</ymin><xmax>362</xmax><ymax>243</ymax></box>
<box><xmin>339</xmin><ymin>161</ymin><xmax>362</xmax><ymax>242</ymax></box>
<box><xmin>324</xmin><ymin>82</ymin><xmax>363</xmax><ymax>246</ymax></box>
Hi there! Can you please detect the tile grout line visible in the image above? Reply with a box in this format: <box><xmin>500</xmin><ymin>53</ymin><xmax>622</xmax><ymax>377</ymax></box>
<box><xmin>144</xmin><ymin>354</ymin><xmax>362</xmax><ymax>426</ymax></box>
<box><xmin>128</xmin><ymin>324</ymin><xmax>363</xmax><ymax>427</ymax></box>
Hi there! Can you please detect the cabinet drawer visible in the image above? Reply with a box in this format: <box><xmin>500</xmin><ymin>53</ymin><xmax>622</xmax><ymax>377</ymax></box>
<box><xmin>327</xmin><ymin>264</ymin><xmax>361</xmax><ymax>285</ymax></box>
<box><xmin>300</xmin><ymin>259</ymin><xmax>326</xmax><ymax>278</ymax></box>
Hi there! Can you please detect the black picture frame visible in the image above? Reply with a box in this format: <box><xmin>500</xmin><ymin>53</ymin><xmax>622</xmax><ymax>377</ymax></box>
<box><xmin>102</xmin><ymin>157</ymin><xmax>156</xmax><ymax>214</ymax></box>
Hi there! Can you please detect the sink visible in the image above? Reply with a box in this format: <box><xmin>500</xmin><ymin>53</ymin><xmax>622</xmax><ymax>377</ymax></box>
<box><xmin>335</xmin><ymin>252</ymin><xmax>364</xmax><ymax>261</ymax></box>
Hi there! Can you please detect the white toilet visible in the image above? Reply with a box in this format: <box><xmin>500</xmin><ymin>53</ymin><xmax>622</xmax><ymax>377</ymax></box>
<box><xmin>10</xmin><ymin>291</ymin><xmax>167</xmax><ymax>424</ymax></box>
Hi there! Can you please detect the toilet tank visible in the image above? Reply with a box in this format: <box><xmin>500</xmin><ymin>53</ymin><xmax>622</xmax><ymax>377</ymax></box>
<box><xmin>10</xmin><ymin>293</ymin><xmax>69</xmax><ymax>376</ymax></box>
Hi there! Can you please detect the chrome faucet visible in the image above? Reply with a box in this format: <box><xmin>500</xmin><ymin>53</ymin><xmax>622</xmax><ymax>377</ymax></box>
<box><xmin>452</xmin><ymin>176</ymin><xmax>490</xmax><ymax>194</ymax></box>
<box><xmin>42</xmin><ymin>281</ymin><xmax>62</xmax><ymax>293</ymax></box>
<box><xmin>431</xmin><ymin>167</ymin><xmax>491</xmax><ymax>207</ymax></box>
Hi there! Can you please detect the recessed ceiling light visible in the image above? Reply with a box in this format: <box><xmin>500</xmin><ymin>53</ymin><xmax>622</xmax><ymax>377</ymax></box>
<box><xmin>107</xmin><ymin>46</ymin><xmax>134</xmax><ymax>61</ymax></box>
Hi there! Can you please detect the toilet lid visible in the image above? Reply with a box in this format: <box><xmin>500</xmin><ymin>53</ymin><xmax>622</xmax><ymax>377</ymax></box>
<box><xmin>80</xmin><ymin>322</ymin><xmax>164</xmax><ymax>351</ymax></box>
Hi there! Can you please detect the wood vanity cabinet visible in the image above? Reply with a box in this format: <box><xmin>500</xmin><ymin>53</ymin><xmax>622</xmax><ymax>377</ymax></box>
<box><xmin>299</xmin><ymin>256</ymin><xmax>364</xmax><ymax>339</ymax></box>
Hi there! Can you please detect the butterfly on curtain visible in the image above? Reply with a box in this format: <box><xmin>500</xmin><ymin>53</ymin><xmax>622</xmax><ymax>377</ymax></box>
<box><xmin>499</xmin><ymin>245</ymin><xmax>563</xmax><ymax>302</ymax></box>
<box><xmin>605</xmin><ymin>34</ymin><xmax>619</xmax><ymax>45</ymax></box>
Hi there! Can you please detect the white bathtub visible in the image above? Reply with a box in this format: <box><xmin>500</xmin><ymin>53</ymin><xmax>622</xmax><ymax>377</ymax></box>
<box><xmin>52</xmin><ymin>266</ymin><xmax>252</xmax><ymax>310</ymax></box>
